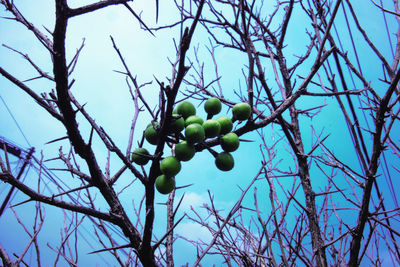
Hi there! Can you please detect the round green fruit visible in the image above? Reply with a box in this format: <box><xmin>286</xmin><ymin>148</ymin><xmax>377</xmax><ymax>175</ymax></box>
<box><xmin>232</xmin><ymin>102</ymin><xmax>251</xmax><ymax>121</ymax></box>
<box><xmin>169</xmin><ymin>114</ymin><xmax>185</xmax><ymax>133</ymax></box>
<box><xmin>221</xmin><ymin>132</ymin><xmax>240</xmax><ymax>152</ymax></box>
<box><xmin>185</xmin><ymin>115</ymin><xmax>204</xmax><ymax>127</ymax></box>
<box><xmin>204</xmin><ymin>97</ymin><xmax>222</xmax><ymax>115</ymax></box>
<box><xmin>215</xmin><ymin>152</ymin><xmax>234</xmax><ymax>171</ymax></box>
<box><xmin>155</xmin><ymin>175</ymin><xmax>175</xmax><ymax>194</ymax></box>
<box><xmin>177</xmin><ymin>101</ymin><xmax>196</xmax><ymax>119</ymax></box>
<box><xmin>202</xmin><ymin>119</ymin><xmax>221</xmax><ymax>138</ymax></box>
<box><xmin>185</xmin><ymin>123</ymin><xmax>205</xmax><ymax>144</ymax></box>
<box><xmin>160</xmin><ymin>156</ymin><xmax>181</xmax><ymax>177</ymax></box>
<box><xmin>175</xmin><ymin>141</ymin><xmax>195</xmax><ymax>161</ymax></box>
<box><xmin>216</xmin><ymin>116</ymin><xmax>233</xmax><ymax>134</ymax></box>
<box><xmin>131</xmin><ymin>148</ymin><xmax>150</xmax><ymax>165</ymax></box>
<box><xmin>145</xmin><ymin>123</ymin><xmax>159</xmax><ymax>145</ymax></box>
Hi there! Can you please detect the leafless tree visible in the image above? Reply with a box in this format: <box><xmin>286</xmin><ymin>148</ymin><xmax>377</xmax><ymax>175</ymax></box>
<box><xmin>0</xmin><ymin>0</ymin><xmax>399</xmax><ymax>266</ymax></box>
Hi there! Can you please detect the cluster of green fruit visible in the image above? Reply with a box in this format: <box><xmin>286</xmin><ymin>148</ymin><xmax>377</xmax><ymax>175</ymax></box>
<box><xmin>131</xmin><ymin>98</ymin><xmax>251</xmax><ymax>194</ymax></box>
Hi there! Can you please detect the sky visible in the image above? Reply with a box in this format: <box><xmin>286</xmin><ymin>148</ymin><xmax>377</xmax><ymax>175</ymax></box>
<box><xmin>0</xmin><ymin>0</ymin><xmax>399</xmax><ymax>266</ymax></box>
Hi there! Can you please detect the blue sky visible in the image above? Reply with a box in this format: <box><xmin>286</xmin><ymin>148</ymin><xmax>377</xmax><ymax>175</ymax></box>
<box><xmin>1</xmin><ymin>0</ymin><xmax>399</xmax><ymax>266</ymax></box>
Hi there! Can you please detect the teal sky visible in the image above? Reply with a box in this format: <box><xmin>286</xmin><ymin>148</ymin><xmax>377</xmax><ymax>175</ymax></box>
<box><xmin>1</xmin><ymin>0</ymin><xmax>399</xmax><ymax>266</ymax></box>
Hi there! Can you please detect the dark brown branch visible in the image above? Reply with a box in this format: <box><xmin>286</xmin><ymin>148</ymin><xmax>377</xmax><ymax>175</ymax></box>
<box><xmin>67</xmin><ymin>0</ymin><xmax>131</xmax><ymax>17</ymax></box>
<box><xmin>0</xmin><ymin>172</ymin><xmax>117</xmax><ymax>223</ymax></box>
<box><xmin>344</xmin><ymin>0</ymin><xmax>393</xmax><ymax>77</ymax></box>
<box><xmin>0</xmin><ymin>242</ymin><xmax>14</xmax><ymax>267</ymax></box>
<box><xmin>0</xmin><ymin>0</ymin><xmax>53</xmax><ymax>52</ymax></box>
<box><xmin>278</xmin><ymin>0</ymin><xmax>295</xmax><ymax>49</ymax></box>
<box><xmin>139</xmin><ymin>2</ymin><xmax>205</xmax><ymax>264</ymax></box>
<box><xmin>2</xmin><ymin>44</ymin><xmax>54</xmax><ymax>81</ymax></box>
<box><xmin>348</xmin><ymin>68</ymin><xmax>400</xmax><ymax>266</ymax></box>
<box><xmin>53</xmin><ymin>0</ymin><xmax>143</xmax><ymax>258</ymax></box>
<box><xmin>0</xmin><ymin>67</ymin><xmax>63</xmax><ymax>121</ymax></box>
<box><xmin>122</xmin><ymin>2</ymin><xmax>155</xmax><ymax>36</ymax></box>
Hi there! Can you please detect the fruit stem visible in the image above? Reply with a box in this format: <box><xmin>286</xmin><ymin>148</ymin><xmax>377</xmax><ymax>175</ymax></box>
<box><xmin>172</xmin><ymin>144</ymin><xmax>176</xmax><ymax>157</ymax></box>
<box><xmin>205</xmin><ymin>146</ymin><xmax>218</xmax><ymax>157</ymax></box>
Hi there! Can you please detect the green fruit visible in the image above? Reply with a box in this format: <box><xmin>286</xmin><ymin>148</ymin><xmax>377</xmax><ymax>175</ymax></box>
<box><xmin>215</xmin><ymin>152</ymin><xmax>234</xmax><ymax>171</ymax></box>
<box><xmin>169</xmin><ymin>114</ymin><xmax>185</xmax><ymax>133</ymax></box>
<box><xmin>185</xmin><ymin>115</ymin><xmax>204</xmax><ymax>127</ymax></box>
<box><xmin>177</xmin><ymin>101</ymin><xmax>196</xmax><ymax>119</ymax></box>
<box><xmin>155</xmin><ymin>175</ymin><xmax>175</xmax><ymax>194</ymax></box>
<box><xmin>160</xmin><ymin>156</ymin><xmax>181</xmax><ymax>177</ymax></box>
<box><xmin>145</xmin><ymin>123</ymin><xmax>159</xmax><ymax>145</ymax></box>
<box><xmin>175</xmin><ymin>141</ymin><xmax>195</xmax><ymax>161</ymax></box>
<box><xmin>216</xmin><ymin>116</ymin><xmax>233</xmax><ymax>134</ymax></box>
<box><xmin>202</xmin><ymin>120</ymin><xmax>221</xmax><ymax>138</ymax></box>
<box><xmin>204</xmin><ymin>97</ymin><xmax>222</xmax><ymax>115</ymax></box>
<box><xmin>131</xmin><ymin>148</ymin><xmax>150</xmax><ymax>165</ymax></box>
<box><xmin>221</xmin><ymin>132</ymin><xmax>240</xmax><ymax>152</ymax></box>
<box><xmin>185</xmin><ymin>123</ymin><xmax>205</xmax><ymax>144</ymax></box>
<box><xmin>232</xmin><ymin>102</ymin><xmax>251</xmax><ymax>121</ymax></box>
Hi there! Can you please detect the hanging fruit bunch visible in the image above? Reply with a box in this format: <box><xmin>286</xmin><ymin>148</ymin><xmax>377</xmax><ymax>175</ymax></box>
<box><xmin>131</xmin><ymin>97</ymin><xmax>252</xmax><ymax>194</ymax></box>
